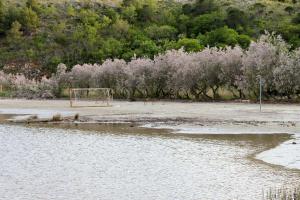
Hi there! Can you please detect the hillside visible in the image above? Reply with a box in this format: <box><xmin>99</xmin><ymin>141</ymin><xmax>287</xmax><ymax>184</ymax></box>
<box><xmin>3</xmin><ymin>0</ymin><xmax>122</xmax><ymax>6</ymax></box>
<box><xmin>0</xmin><ymin>0</ymin><xmax>299</xmax><ymax>76</ymax></box>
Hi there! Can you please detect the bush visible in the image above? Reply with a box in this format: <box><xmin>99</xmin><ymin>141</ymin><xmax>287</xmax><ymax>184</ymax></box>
<box><xmin>2</xmin><ymin>33</ymin><xmax>300</xmax><ymax>101</ymax></box>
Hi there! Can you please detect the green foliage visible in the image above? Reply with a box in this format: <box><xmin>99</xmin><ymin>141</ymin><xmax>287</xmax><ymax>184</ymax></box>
<box><xmin>191</xmin><ymin>12</ymin><xmax>225</xmax><ymax>35</ymax></box>
<box><xmin>21</xmin><ymin>7</ymin><xmax>39</xmax><ymax>33</ymax></box>
<box><xmin>78</xmin><ymin>9</ymin><xmax>100</xmax><ymax>26</ymax></box>
<box><xmin>122</xmin><ymin>5</ymin><xmax>137</xmax><ymax>23</ymax></box>
<box><xmin>137</xmin><ymin>4</ymin><xmax>154</xmax><ymax>22</ymax></box>
<box><xmin>111</xmin><ymin>19</ymin><xmax>130</xmax><ymax>38</ymax></box>
<box><xmin>0</xmin><ymin>0</ymin><xmax>299</xmax><ymax>75</ymax></box>
<box><xmin>6</xmin><ymin>21</ymin><xmax>23</xmax><ymax>45</ymax></box>
<box><xmin>175</xmin><ymin>38</ymin><xmax>203</xmax><ymax>52</ymax></box>
<box><xmin>145</xmin><ymin>24</ymin><xmax>177</xmax><ymax>40</ymax></box>
<box><xmin>0</xmin><ymin>90</ymin><xmax>11</xmax><ymax>97</ymax></box>
<box><xmin>0</xmin><ymin>0</ymin><xmax>2</xmax><ymax>14</ymax></box>
<box><xmin>134</xmin><ymin>39</ymin><xmax>160</xmax><ymax>58</ymax></box>
<box><xmin>226</xmin><ymin>7</ymin><xmax>248</xmax><ymax>30</ymax></box>
<box><xmin>177</xmin><ymin>14</ymin><xmax>190</xmax><ymax>34</ymax></box>
<box><xmin>184</xmin><ymin>0</ymin><xmax>217</xmax><ymax>15</ymax></box>
<box><xmin>66</xmin><ymin>5</ymin><xmax>76</xmax><ymax>17</ymax></box>
<box><xmin>26</xmin><ymin>0</ymin><xmax>40</xmax><ymax>12</ymax></box>
<box><xmin>251</xmin><ymin>3</ymin><xmax>266</xmax><ymax>16</ymax></box>
<box><xmin>99</xmin><ymin>38</ymin><xmax>124</xmax><ymax>59</ymax></box>
<box><xmin>278</xmin><ymin>23</ymin><xmax>300</xmax><ymax>48</ymax></box>
<box><xmin>1</xmin><ymin>6</ymin><xmax>21</xmax><ymax>34</ymax></box>
<box><xmin>284</xmin><ymin>6</ymin><xmax>294</xmax><ymax>15</ymax></box>
<box><xmin>237</xmin><ymin>34</ymin><xmax>251</xmax><ymax>48</ymax></box>
<box><xmin>0</xmin><ymin>0</ymin><xmax>4</xmax><ymax>33</ymax></box>
<box><xmin>201</xmin><ymin>26</ymin><xmax>240</xmax><ymax>47</ymax></box>
<box><xmin>292</xmin><ymin>13</ymin><xmax>300</xmax><ymax>24</ymax></box>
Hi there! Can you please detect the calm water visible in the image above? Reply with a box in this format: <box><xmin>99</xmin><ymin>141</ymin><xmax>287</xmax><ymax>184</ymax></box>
<box><xmin>0</xmin><ymin>124</ymin><xmax>299</xmax><ymax>200</ymax></box>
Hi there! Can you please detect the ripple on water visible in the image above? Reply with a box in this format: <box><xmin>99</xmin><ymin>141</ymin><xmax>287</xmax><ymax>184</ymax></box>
<box><xmin>0</xmin><ymin>124</ymin><xmax>299</xmax><ymax>200</ymax></box>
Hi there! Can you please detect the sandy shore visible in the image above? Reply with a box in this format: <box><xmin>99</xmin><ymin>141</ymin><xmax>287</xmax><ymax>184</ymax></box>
<box><xmin>0</xmin><ymin>99</ymin><xmax>300</xmax><ymax>169</ymax></box>
<box><xmin>0</xmin><ymin>99</ymin><xmax>299</xmax><ymax>132</ymax></box>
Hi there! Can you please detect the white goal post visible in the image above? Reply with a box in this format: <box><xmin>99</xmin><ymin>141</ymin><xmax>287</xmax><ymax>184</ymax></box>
<box><xmin>69</xmin><ymin>88</ymin><xmax>113</xmax><ymax>107</ymax></box>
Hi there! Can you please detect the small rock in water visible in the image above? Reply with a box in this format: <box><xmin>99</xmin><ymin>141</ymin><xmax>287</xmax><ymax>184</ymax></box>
<box><xmin>292</xmin><ymin>142</ymin><xmax>297</xmax><ymax>145</ymax></box>
<box><xmin>52</xmin><ymin>114</ymin><xmax>62</xmax><ymax>121</ymax></box>
<box><xmin>74</xmin><ymin>113</ymin><xmax>79</xmax><ymax>121</ymax></box>
<box><xmin>27</xmin><ymin>115</ymin><xmax>38</xmax><ymax>120</ymax></box>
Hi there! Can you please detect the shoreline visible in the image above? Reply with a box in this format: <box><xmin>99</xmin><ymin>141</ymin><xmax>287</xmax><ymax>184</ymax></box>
<box><xmin>2</xmin><ymin>116</ymin><xmax>299</xmax><ymax>173</ymax></box>
<box><xmin>0</xmin><ymin>99</ymin><xmax>299</xmax><ymax>170</ymax></box>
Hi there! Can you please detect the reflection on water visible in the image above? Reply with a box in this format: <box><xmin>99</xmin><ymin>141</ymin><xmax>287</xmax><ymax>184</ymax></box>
<box><xmin>0</xmin><ymin>124</ymin><xmax>299</xmax><ymax>200</ymax></box>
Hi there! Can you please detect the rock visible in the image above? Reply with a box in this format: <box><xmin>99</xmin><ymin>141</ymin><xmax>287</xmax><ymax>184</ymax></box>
<box><xmin>74</xmin><ymin>113</ymin><xmax>80</xmax><ymax>121</ymax></box>
<box><xmin>27</xmin><ymin>115</ymin><xmax>38</xmax><ymax>120</ymax></box>
<box><xmin>292</xmin><ymin>142</ymin><xmax>297</xmax><ymax>145</ymax></box>
<box><xmin>52</xmin><ymin>114</ymin><xmax>62</xmax><ymax>121</ymax></box>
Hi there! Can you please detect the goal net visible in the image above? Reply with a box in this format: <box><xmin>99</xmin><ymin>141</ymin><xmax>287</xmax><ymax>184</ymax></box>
<box><xmin>69</xmin><ymin>88</ymin><xmax>113</xmax><ymax>107</ymax></box>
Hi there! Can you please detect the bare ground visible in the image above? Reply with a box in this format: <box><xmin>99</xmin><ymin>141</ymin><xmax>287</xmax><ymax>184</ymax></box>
<box><xmin>0</xmin><ymin>99</ymin><xmax>299</xmax><ymax>134</ymax></box>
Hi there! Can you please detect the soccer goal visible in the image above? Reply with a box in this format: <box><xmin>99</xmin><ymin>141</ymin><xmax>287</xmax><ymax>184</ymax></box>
<box><xmin>69</xmin><ymin>88</ymin><xmax>113</xmax><ymax>107</ymax></box>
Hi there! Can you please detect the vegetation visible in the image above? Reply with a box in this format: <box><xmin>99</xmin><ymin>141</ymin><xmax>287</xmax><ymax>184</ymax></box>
<box><xmin>1</xmin><ymin>33</ymin><xmax>300</xmax><ymax>101</ymax></box>
<box><xmin>0</xmin><ymin>0</ymin><xmax>299</xmax><ymax>76</ymax></box>
<box><xmin>265</xmin><ymin>187</ymin><xmax>300</xmax><ymax>200</ymax></box>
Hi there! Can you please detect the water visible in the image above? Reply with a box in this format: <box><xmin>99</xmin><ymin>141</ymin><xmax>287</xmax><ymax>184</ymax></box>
<box><xmin>257</xmin><ymin>134</ymin><xmax>300</xmax><ymax>170</ymax></box>
<box><xmin>0</xmin><ymin>124</ymin><xmax>299</xmax><ymax>200</ymax></box>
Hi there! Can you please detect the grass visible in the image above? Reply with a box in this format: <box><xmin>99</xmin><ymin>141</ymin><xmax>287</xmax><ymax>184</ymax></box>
<box><xmin>0</xmin><ymin>91</ymin><xmax>12</xmax><ymax>98</ymax></box>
